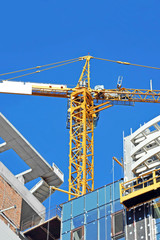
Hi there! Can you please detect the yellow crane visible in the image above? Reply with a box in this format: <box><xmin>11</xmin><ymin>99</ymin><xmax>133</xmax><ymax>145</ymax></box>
<box><xmin>0</xmin><ymin>55</ymin><xmax>160</xmax><ymax>200</ymax></box>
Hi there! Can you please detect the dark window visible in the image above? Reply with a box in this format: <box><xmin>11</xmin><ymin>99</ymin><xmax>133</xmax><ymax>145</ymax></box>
<box><xmin>71</xmin><ymin>226</ymin><xmax>84</xmax><ymax>240</ymax></box>
<box><xmin>111</xmin><ymin>210</ymin><xmax>125</xmax><ymax>240</ymax></box>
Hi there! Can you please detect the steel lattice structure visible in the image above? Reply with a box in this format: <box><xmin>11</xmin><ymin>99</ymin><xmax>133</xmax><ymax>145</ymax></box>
<box><xmin>69</xmin><ymin>88</ymin><xmax>94</xmax><ymax>199</ymax></box>
<box><xmin>0</xmin><ymin>55</ymin><xmax>160</xmax><ymax>200</ymax></box>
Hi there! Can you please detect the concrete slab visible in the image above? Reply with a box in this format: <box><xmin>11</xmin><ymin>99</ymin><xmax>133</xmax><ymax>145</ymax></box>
<box><xmin>0</xmin><ymin>112</ymin><xmax>64</xmax><ymax>203</ymax></box>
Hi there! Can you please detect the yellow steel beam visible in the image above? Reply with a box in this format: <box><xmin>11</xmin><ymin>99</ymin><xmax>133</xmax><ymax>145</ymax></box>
<box><xmin>90</xmin><ymin>101</ymin><xmax>111</xmax><ymax>111</ymax></box>
<box><xmin>89</xmin><ymin>101</ymin><xmax>113</xmax><ymax>115</ymax></box>
<box><xmin>76</xmin><ymin>56</ymin><xmax>93</xmax><ymax>89</ymax></box>
<box><xmin>113</xmin><ymin>157</ymin><xmax>124</xmax><ymax>168</ymax></box>
<box><xmin>93</xmin><ymin>104</ymin><xmax>113</xmax><ymax>114</ymax></box>
<box><xmin>51</xmin><ymin>186</ymin><xmax>79</xmax><ymax>197</ymax></box>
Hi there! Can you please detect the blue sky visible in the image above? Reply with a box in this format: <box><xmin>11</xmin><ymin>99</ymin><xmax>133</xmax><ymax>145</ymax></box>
<box><xmin>0</xmin><ymin>0</ymin><xmax>160</xmax><ymax>209</ymax></box>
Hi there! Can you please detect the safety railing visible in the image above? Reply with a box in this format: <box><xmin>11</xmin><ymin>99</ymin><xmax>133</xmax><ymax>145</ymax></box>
<box><xmin>120</xmin><ymin>168</ymin><xmax>160</xmax><ymax>208</ymax></box>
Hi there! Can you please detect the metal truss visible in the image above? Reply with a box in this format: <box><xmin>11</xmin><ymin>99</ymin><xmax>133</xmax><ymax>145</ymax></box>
<box><xmin>69</xmin><ymin>88</ymin><xmax>94</xmax><ymax>199</ymax></box>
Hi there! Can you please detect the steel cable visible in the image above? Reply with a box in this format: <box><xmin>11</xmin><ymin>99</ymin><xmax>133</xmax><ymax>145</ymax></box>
<box><xmin>3</xmin><ymin>59</ymin><xmax>80</xmax><ymax>81</ymax></box>
<box><xmin>93</xmin><ymin>57</ymin><xmax>160</xmax><ymax>70</ymax></box>
<box><xmin>0</xmin><ymin>57</ymin><xmax>80</xmax><ymax>76</ymax></box>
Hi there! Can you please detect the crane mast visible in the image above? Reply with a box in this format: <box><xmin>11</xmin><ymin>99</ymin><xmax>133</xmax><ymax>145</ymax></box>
<box><xmin>69</xmin><ymin>88</ymin><xmax>94</xmax><ymax>199</ymax></box>
<box><xmin>0</xmin><ymin>55</ymin><xmax>160</xmax><ymax>200</ymax></box>
<box><xmin>69</xmin><ymin>56</ymin><xmax>94</xmax><ymax>199</ymax></box>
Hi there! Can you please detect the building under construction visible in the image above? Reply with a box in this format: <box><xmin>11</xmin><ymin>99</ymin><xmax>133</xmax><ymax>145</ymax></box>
<box><xmin>0</xmin><ymin>56</ymin><xmax>160</xmax><ymax>239</ymax></box>
<box><xmin>0</xmin><ymin>112</ymin><xmax>160</xmax><ymax>240</ymax></box>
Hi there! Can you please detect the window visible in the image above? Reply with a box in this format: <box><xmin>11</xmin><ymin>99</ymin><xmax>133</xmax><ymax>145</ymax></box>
<box><xmin>106</xmin><ymin>203</ymin><xmax>111</xmax><ymax>215</ymax></box>
<box><xmin>63</xmin><ymin>201</ymin><xmax>72</xmax><ymax>221</ymax></box>
<box><xmin>86</xmin><ymin>220</ymin><xmax>98</xmax><ymax>240</ymax></box>
<box><xmin>85</xmin><ymin>191</ymin><xmax>97</xmax><ymax>211</ymax></box>
<box><xmin>99</xmin><ymin>205</ymin><xmax>105</xmax><ymax>219</ymax></box>
<box><xmin>72</xmin><ymin>196</ymin><xmax>84</xmax><ymax>217</ymax></box>
<box><xmin>106</xmin><ymin>185</ymin><xmax>112</xmax><ymax>203</ymax></box>
<box><xmin>111</xmin><ymin>210</ymin><xmax>124</xmax><ymax>240</ymax></box>
<box><xmin>71</xmin><ymin>226</ymin><xmax>84</xmax><ymax>240</ymax></box>
<box><xmin>72</xmin><ymin>214</ymin><xmax>84</xmax><ymax>229</ymax></box>
<box><xmin>113</xmin><ymin>181</ymin><xmax>121</xmax><ymax>201</ymax></box>
<box><xmin>62</xmin><ymin>220</ymin><xmax>71</xmax><ymax>234</ymax></box>
<box><xmin>62</xmin><ymin>232</ymin><xmax>71</xmax><ymax>240</ymax></box>
<box><xmin>114</xmin><ymin>199</ymin><xmax>123</xmax><ymax>212</ymax></box>
<box><xmin>157</xmin><ymin>233</ymin><xmax>160</xmax><ymax>240</ymax></box>
<box><xmin>157</xmin><ymin>223</ymin><xmax>160</xmax><ymax>234</ymax></box>
<box><xmin>99</xmin><ymin>217</ymin><xmax>106</xmax><ymax>240</ymax></box>
<box><xmin>98</xmin><ymin>187</ymin><xmax>105</xmax><ymax>206</ymax></box>
<box><xmin>86</xmin><ymin>208</ymin><xmax>97</xmax><ymax>224</ymax></box>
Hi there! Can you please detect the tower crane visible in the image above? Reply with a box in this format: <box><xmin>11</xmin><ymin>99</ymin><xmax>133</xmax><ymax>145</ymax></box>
<box><xmin>0</xmin><ymin>55</ymin><xmax>160</xmax><ymax>200</ymax></box>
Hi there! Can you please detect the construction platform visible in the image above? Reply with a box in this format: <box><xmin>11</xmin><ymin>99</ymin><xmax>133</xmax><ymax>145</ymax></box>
<box><xmin>120</xmin><ymin>168</ymin><xmax>160</xmax><ymax>209</ymax></box>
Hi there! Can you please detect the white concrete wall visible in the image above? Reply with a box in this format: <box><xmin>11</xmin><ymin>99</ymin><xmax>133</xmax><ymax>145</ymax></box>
<box><xmin>124</xmin><ymin>115</ymin><xmax>160</xmax><ymax>180</ymax></box>
<box><xmin>0</xmin><ymin>219</ymin><xmax>20</xmax><ymax>240</ymax></box>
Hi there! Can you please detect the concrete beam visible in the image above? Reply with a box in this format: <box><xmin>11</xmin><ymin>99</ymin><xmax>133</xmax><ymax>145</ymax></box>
<box><xmin>0</xmin><ymin>142</ymin><xmax>11</xmax><ymax>153</ymax></box>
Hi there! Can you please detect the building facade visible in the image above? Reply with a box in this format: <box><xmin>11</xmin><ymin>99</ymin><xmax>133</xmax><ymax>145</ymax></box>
<box><xmin>61</xmin><ymin>115</ymin><xmax>160</xmax><ymax>240</ymax></box>
<box><xmin>61</xmin><ymin>180</ymin><xmax>124</xmax><ymax>240</ymax></box>
<box><xmin>122</xmin><ymin>115</ymin><xmax>160</xmax><ymax>240</ymax></box>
